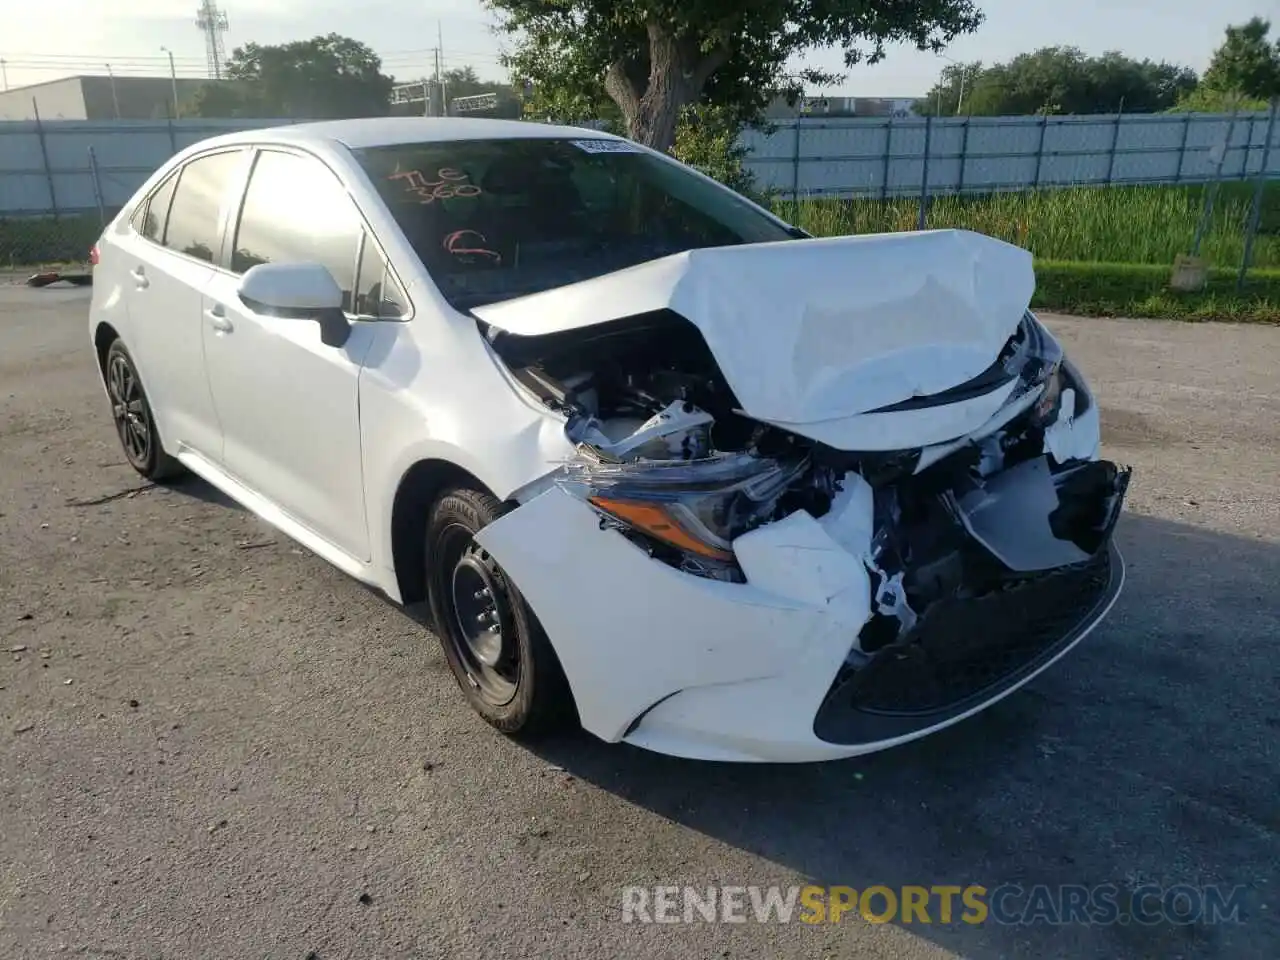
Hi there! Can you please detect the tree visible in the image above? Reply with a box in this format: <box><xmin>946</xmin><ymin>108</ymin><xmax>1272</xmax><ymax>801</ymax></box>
<box><xmin>671</xmin><ymin>104</ymin><xmax>756</xmax><ymax>195</ymax></box>
<box><xmin>1168</xmin><ymin>86</ymin><xmax>1268</xmax><ymax>114</ymax></box>
<box><xmin>187</xmin><ymin>81</ymin><xmax>250</xmax><ymax>119</ymax></box>
<box><xmin>1169</xmin><ymin>17</ymin><xmax>1280</xmax><ymax>112</ymax></box>
<box><xmin>520</xmin><ymin>81</ymin><xmax>617</xmax><ymax>128</ymax></box>
<box><xmin>914</xmin><ymin>61</ymin><xmax>984</xmax><ymax>116</ymax></box>
<box><xmin>439</xmin><ymin>67</ymin><xmax>523</xmax><ymax>118</ymax></box>
<box><xmin>918</xmin><ymin>47</ymin><xmax>1197</xmax><ymax>116</ymax></box>
<box><xmin>487</xmin><ymin>0</ymin><xmax>984</xmax><ymax>152</ymax></box>
<box><xmin>190</xmin><ymin>34</ymin><xmax>393</xmax><ymax>119</ymax></box>
<box><xmin>1201</xmin><ymin>17</ymin><xmax>1280</xmax><ymax>102</ymax></box>
<box><xmin>1169</xmin><ymin>19</ymin><xmax>1280</xmax><ymax>113</ymax></box>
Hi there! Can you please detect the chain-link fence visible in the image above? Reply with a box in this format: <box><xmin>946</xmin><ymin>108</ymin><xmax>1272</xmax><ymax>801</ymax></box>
<box><xmin>0</xmin><ymin>116</ymin><xmax>278</xmax><ymax>269</ymax></box>
<box><xmin>760</xmin><ymin>107</ymin><xmax>1280</xmax><ymax>291</ymax></box>
<box><xmin>2</xmin><ymin>110</ymin><xmax>1277</xmax><ymax>301</ymax></box>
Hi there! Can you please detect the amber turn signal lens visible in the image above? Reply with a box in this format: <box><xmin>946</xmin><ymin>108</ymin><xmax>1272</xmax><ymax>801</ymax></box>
<box><xmin>589</xmin><ymin>496</ymin><xmax>734</xmax><ymax>561</ymax></box>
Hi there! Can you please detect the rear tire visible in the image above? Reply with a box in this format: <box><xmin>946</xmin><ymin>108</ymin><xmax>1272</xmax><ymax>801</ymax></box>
<box><xmin>104</xmin><ymin>339</ymin><xmax>184</xmax><ymax>482</ymax></box>
<box><xmin>425</xmin><ymin>487</ymin><xmax>574</xmax><ymax>736</ymax></box>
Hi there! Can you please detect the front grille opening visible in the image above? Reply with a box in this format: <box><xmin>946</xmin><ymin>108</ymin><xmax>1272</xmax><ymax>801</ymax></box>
<box><xmin>814</xmin><ymin>546</ymin><xmax>1117</xmax><ymax>743</ymax></box>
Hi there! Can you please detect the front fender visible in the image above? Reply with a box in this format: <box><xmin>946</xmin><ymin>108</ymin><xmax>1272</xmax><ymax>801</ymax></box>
<box><xmin>355</xmin><ymin>318</ymin><xmax>577</xmax><ymax>599</ymax></box>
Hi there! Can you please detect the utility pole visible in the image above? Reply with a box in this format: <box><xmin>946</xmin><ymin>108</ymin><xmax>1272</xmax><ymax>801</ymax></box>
<box><xmin>106</xmin><ymin>63</ymin><xmax>121</xmax><ymax>119</ymax></box>
<box><xmin>437</xmin><ymin>20</ymin><xmax>448</xmax><ymax>117</ymax></box>
<box><xmin>161</xmin><ymin>46</ymin><xmax>180</xmax><ymax>118</ymax></box>
<box><xmin>1</xmin><ymin>58</ymin><xmax>8</xmax><ymax>92</ymax></box>
<box><xmin>433</xmin><ymin>46</ymin><xmax>442</xmax><ymax>117</ymax></box>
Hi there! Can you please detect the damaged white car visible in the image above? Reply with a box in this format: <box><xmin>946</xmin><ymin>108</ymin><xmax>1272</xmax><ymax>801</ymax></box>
<box><xmin>90</xmin><ymin>118</ymin><xmax>1130</xmax><ymax>762</ymax></box>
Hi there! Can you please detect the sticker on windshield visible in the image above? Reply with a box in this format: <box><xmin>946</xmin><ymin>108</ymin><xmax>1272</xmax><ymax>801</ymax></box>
<box><xmin>569</xmin><ymin>139</ymin><xmax>642</xmax><ymax>154</ymax></box>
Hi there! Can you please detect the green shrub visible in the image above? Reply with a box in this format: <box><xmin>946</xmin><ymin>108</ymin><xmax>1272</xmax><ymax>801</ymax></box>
<box><xmin>672</xmin><ymin>105</ymin><xmax>757</xmax><ymax>197</ymax></box>
<box><xmin>1032</xmin><ymin>261</ymin><xmax>1279</xmax><ymax>322</ymax></box>
<box><xmin>0</xmin><ymin>214</ymin><xmax>103</xmax><ymax>267</ymax></box>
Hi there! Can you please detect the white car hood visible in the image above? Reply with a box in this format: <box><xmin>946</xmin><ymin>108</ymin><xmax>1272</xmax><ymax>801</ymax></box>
<box><xmin>473</xmin><ymin>228</ymin><xmax>1034</xmax><ymax>432</ymax></box>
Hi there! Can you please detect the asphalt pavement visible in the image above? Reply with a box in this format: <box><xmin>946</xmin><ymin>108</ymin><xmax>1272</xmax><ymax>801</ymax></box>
<box><xmin>1</xmin><ymin>283</ymin><xmax>1277</xmax><ymax>959</ymax></box>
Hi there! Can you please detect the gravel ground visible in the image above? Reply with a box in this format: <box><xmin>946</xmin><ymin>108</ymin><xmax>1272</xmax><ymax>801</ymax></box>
<box><xmin>1</xmin><ymin>285</ymin><xmax>1277</xmax><ymax>960</ymax></box>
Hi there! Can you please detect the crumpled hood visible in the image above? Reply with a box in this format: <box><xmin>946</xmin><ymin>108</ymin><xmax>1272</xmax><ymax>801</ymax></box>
<box><xmin>473</xmin><ymin>228</ymin><xmax>1035</xmax><ymax>432</ymax></box>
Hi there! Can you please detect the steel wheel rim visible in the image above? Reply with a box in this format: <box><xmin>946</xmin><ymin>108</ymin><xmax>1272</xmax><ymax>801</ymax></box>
<box><xmin>439</xmin><ymin>522</ymin><xmax>520</xmax><ymax>706</ymax></box>
<box><xmin>107</xmin><ymin>353</ymin><xmax>150</xmax><ymax>467</ymax></box>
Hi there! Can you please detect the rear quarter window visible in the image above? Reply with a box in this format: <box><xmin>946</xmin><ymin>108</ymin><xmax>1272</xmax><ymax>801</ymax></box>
<box><xmin>130</xmin><ymin>170</ymin><xmax>180</xmax><ymax>244</ymax></box>
<box><xmin>163</xmin><ymin>150</ymin><xmax>243</xmax><ymax>263</ymax></box>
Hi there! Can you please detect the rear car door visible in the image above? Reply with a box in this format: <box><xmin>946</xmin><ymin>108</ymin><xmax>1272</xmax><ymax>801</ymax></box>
<box><xmin>201</xmin><ymin>147</ymin><xmax>381</xmax><ymax>562</ymax></box>
<box><xmin>113</xmin><ymin>149</ymin><xmax>246</xmax><ymax>461</ymax></box>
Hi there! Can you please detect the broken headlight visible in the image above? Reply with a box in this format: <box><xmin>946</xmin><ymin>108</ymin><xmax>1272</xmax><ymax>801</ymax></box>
<box><xmin>560</xmin><ymin>450</ymin><xmax>808</xmax><ymax>564</ymax></box>
<box><xmin>1031</xmin><ymin>360</ymin><xmax>1064</xmax><ymax>426</ymax></box>
<box><xmin>1018</xmin><ymin>311</ymin><xmax>1069</xmax><ymax>428</ymax></box>
<box><xmin>588</xmin><ymin>496</ymin><xmax>737</xmax><ymax>561</ymax></box>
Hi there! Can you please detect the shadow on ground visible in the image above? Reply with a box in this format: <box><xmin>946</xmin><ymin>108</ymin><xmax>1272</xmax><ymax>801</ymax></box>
<box><xmin>521</xmin><ymin>512</ymin><xmax>1280</xmax><ymax>958</ymax></box>
<box><xmin>155</xmin><ymin>468</ymin><xmax>1278</xmax><ymax>958</ymax></box>
<box><xmin>165</xmin><ymin>473</ymin><xmax>242</xmax><ymax>510</ymax></box>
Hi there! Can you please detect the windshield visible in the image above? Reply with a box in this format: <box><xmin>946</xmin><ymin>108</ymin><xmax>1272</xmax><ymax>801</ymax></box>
<box><xmin>353</xmin><ymin>137</ymin><xmax>798</xmax><ymax>310</ymax></box>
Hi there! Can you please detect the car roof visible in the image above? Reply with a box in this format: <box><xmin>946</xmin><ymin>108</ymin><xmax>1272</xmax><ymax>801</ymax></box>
<box><xmin>197</xmin><ymin>117</ymin><xmax>626</xmax><ymax>152</ymax></box>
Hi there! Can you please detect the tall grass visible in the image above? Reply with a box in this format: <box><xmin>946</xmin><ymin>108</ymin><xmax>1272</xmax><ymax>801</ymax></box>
<box><xmin>772</xmin><ymin>183</ymin><xmax>1280</xmax><ymax>269</ymax></box>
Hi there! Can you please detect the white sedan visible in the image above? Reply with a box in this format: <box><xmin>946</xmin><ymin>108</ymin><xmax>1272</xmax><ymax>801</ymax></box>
<box><xmin>89</xmin><ymin>117</ymin><xmax>1130</xmax><ymax>762</ymax></box>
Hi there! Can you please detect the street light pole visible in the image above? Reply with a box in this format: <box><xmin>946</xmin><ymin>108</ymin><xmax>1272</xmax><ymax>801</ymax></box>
<box><xmin>938</xmin><ymin>53</ymin><xmax>965</xmax><ymax>116</ymax></box>
<box><xmin>161</xmin><ymin>47</ymin><xmax>180</xmax><ymax>118</ymax></box>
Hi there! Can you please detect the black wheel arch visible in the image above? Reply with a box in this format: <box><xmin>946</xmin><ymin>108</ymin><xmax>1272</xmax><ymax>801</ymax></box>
<box><xmin>391</xmin><ymin>458</ymin><xmax>511</xmax><ymax>605</ymax></box>
<box><xmin>93</xmin><ymin>321</ymin><xmax>120</xmax><ymax>384</ymax></box>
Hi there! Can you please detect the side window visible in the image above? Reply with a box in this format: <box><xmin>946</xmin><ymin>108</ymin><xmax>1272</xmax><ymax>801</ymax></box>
<box><xmin>231</xmin><ymin>150</ymin><xmax>361</xmax><ymax>310</ymax></box>
<box><xmin>130</xmin><ymin>170</ymin><xmax>180</xmax><ymax>244</ymax></box>
<box><xmin>353</xmin><ymin>232</ymin><xmax>408</xmax><ymax>319</ymax></box>
<box><xmin>164</xmin><ymin>151</ymin><xmax>242</xmax><ymax>263</ymax></box>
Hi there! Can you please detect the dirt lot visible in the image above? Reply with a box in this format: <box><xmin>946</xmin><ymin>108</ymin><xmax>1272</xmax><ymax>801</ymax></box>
<box><xmin>1</xmin><ymin>284</ymin><xmax>1277</xmax><ymax>960</ymax></box>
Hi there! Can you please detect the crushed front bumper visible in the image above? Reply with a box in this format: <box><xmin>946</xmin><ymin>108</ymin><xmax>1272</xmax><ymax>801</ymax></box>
<box><xmin>813</xmin><ymin>539</ymin><xmax>1123</xmax><ymax>746</ymax></box>
<box><xmin>476</xmin><ymin>459</ymin><xmax>1130</xmax><ymax>763</ymax></box>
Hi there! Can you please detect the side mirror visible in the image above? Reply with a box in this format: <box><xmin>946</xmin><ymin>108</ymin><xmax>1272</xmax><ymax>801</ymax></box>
<box><xmin>237</xmin><ymin>262</ymin><xmax>351</xmax><ymax>348</ymax></box>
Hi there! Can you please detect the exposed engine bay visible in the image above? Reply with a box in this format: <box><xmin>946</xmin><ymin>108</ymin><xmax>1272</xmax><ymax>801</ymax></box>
<box><xmin>485</xmin><ymin>308</ymin><xmax>1131</xmax><ymax>663</ymax></box>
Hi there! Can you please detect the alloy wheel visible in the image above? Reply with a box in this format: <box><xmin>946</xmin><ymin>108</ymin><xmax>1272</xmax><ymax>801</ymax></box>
<box><xmin>107</xmin><ymin>352</ymin><xmax>151</xmax><ymax>468</ymax></box>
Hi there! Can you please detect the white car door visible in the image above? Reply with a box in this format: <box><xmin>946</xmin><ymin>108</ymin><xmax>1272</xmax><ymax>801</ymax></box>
<box><xmin>200</xmin><ymin>147</ymin><xmax>382</xmax><ymax>562</ymax></box>
<box><xmin>114</xmin><ymin>149</ymin><xmax>246</xmax><ymax>461</ymax></box>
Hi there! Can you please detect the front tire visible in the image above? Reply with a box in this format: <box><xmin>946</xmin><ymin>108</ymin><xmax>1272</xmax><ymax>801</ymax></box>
<box><xmin>425</xmin><ymin>487</ymin><xmax>574</xmax><ymax>736</ymax></box>
<box><xmin>103</xmin><ymin>339</ymin><xmax>184</xmax><ymax>482</ymax></box>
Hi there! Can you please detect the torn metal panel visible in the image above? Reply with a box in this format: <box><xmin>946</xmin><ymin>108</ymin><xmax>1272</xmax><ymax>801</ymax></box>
<box><xmin>477</xmin><ymin>282</ymin><xmax>1129</xmax><ymax>760</ymax></box>
<box><xmin>475</xmin><ymin>229</ymin><xmax>1035</xmax><ymax>443</ymax></box>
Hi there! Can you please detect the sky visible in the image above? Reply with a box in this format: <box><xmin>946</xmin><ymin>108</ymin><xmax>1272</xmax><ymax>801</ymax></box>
<box><xmin>0</xmin><ymin>0</ymin><xmax>1269</xmax><ymax>97</ymax></box>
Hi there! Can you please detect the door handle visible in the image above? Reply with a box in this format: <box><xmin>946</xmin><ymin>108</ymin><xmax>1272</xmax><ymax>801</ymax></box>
<box><xmin>205</xmin><ymin>307</ymin><xmax>234</xmax><ymax>334</ymax></box>
<box><xmin>129</xmin><ymin>267</ymin><xmax>149</xmax><ymax>289</ymax></box>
